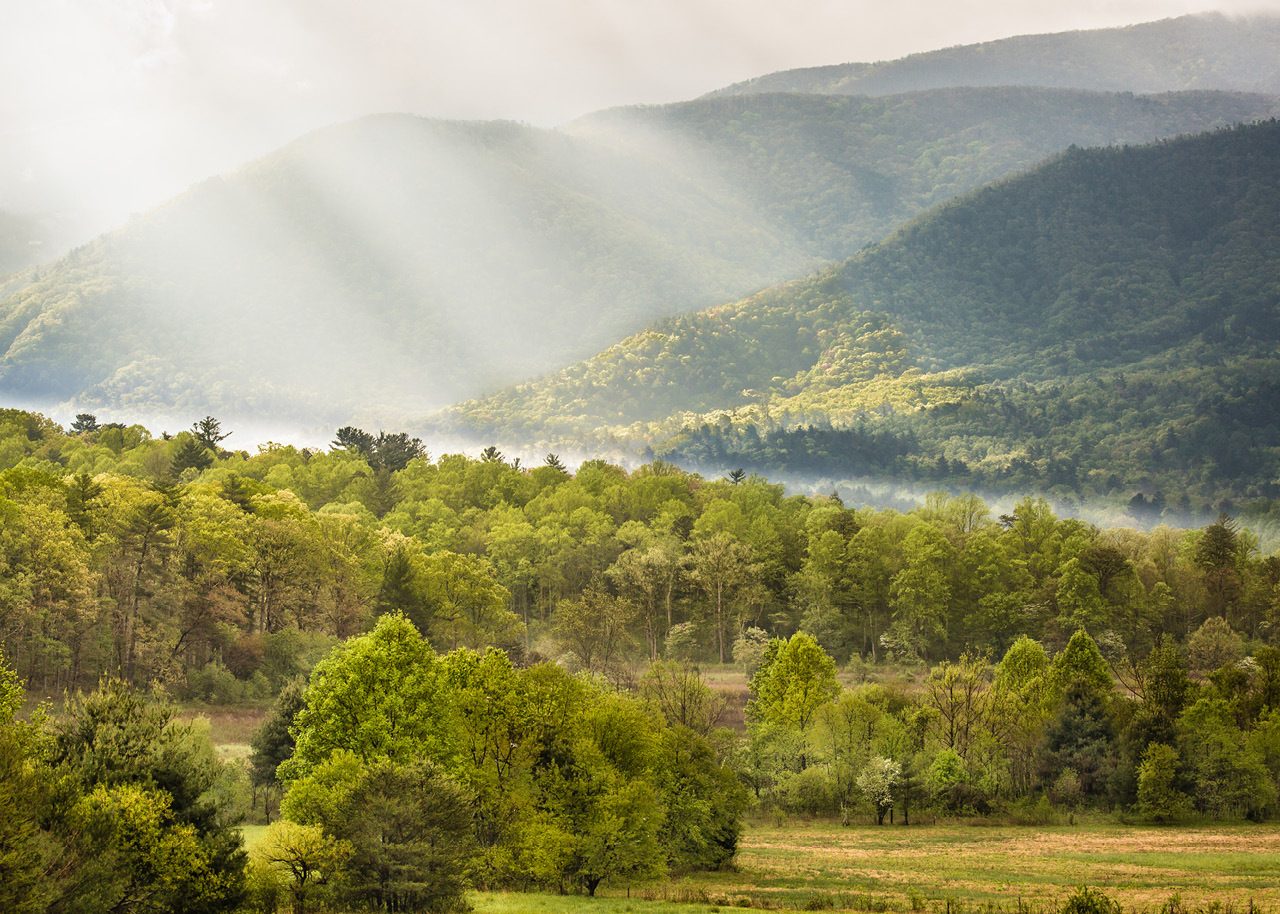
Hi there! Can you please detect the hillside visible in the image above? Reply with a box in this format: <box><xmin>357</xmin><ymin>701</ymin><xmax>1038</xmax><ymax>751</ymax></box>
<box><xmin>709</xmin><ymin>13</ymin><xmax>1280</xmax><ymax>99</ymax></box>
<box><xmin>1</xmin><ymin>90</ymin><xmax>1275</xmax><ymax>424</ymax></box>
<box><xmin>442</xmin><ymin>120</ymin><xmax>1280</xmax><ymax>505</ymax></box>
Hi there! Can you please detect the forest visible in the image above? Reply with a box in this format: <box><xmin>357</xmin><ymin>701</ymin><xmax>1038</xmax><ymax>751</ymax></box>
<box><xmin>448</xmin><ymin>120</ymin><xmax>1280</xmax><ymax>513</ymax></box>
<box><xmin>4</xmin><ymin>408</ymin><xmax>1280</xmax><ymax>912</ymax></box>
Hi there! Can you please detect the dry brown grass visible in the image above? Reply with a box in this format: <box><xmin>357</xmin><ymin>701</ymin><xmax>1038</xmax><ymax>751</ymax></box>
<box><xmin>666</xmin><ymin>821</ymin><xmax>1280</xmax><ymax>911</ymax></box>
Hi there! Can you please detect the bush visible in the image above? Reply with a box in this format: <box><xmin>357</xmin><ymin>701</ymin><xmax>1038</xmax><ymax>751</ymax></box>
<box><xmin>181</xmin><ymin>660</ymin><xmax>249</xmax><ymax>704</ymax></box>
<box><xmin>241</xmin><ymin>858</ymin><xmax>285</xmax><ymax>914</ymax></box>
<box><xmin>732</xmin><ymin>627</ymin><xmax>770</xmax><ymax>674</ymax></box>
<box><xmin>1008</xmin><ymin>794</ymin><xmax>1059</xmax><ymax>826</ymax></box>
<box><xmin>1060</xmin><ymin>887</ymin><xmax>1122</xmax><ymax>914</ymax></box>
<box><xmin>775</xmin><ymin>767</ymin><xmax>837</xmax><ymax>816</ymax></box>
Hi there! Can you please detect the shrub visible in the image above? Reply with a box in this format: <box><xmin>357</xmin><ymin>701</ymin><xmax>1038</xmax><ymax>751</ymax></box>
<box><xmin>1060</xmin><ymin>887</ymin><xmax>1122</xmax><ymax>914</ymax></box>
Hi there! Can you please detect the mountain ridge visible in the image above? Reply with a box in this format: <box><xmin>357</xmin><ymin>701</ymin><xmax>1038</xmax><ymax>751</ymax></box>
<box><xmin>706</xmin><ymin>13</ymin><xmax>1280</xmax><ymax>99</ymax></box>
<box><xmin>4</xmin><ymin>87</ymin><xmax>1274</xmax><ymax>424</ymax></box>
<box><xmin>440</xmin><ymin>119</ymin><xmax>1280</xmax><ymax>503</ymax></box>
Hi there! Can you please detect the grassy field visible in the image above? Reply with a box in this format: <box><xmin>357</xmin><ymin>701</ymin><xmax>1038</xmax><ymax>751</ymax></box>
<box><xmin>242</xmin><ymin>820</ymin><xmax>1280</xmax><ymax>913</ymax></box>
<box><xmin>656</xmin><ymin>821</ymin><xmax>1280</xmax><ymax>911</ymax></box>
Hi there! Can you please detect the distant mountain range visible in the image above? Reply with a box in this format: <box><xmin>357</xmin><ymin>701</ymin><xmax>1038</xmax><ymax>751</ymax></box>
<box><xmin>1</xmin><ymin>86</ymin><xmax>1274</xmax><ymax>423</ymax></box>
<box><xmin>1</xmin><ymin>10</ymin><xmax>1279</xmax><ymax>468</ymax></box>
<box><xmin>708</xmin><ymin>13</ymin><xmax>1280</xmax><ymax>99</ymax></box>
<box><xmin>443</xmin><ymin>120</ymin><xmax>1280</xmax><ymax>504</ymax></box>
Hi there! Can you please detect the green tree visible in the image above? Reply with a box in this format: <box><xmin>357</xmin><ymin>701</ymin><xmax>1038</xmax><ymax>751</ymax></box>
<box><xmin>571</xmin><ymin>780</ymin><xmax>666</xmax><ymax>896</ymax></box>
<box><xmin>884</xmin><ymin>524</ymin><xmax>952</xmax><ymax>660</ymax></box>
<box><xmin>554</xmin><ymin>584</ymin><xmax>636</xmax><ymax>677</ymax></box>
<box><xmin>192</xmin><ymin>416</ymin><xmax>231</xmax><ymax>452</ymax></box>
<box><xmin>688</xmin><ymin>533</ymin><xmax>757</xmax><ymax>663</ymax></box>
<box><xmin>748</xmin><ymin>632</ymin><xmax>839</xmax><ymax>769</ymax></box>
<box><xmin>329</xmin><ymin>761</ymin><xmax>476</xmax><ymax>913</ymax></box>
<box><xmin>249</xmin><ymin>677</ymin><xmax>307</xmax><ymax>819</ymax></box>
<box><xmin>1136</xmin><ymin>742</ymin><xmax>1190</xmax><ymax>823</ymax></box>
<box><xmin>253</xmin><ymin>820</ymin><xmax>349</xmax><ymax>914</ymax></box>
<box><xmin>172</xmin><ymin>435</ymin><xmax>214</xmax><ymax>476</ymax></box>
<box><xmin>283</xmin><ymin>614</ymin><xmax>455</xmax><ymax>781</ymax></box>
<box><xmin>1055</xmin><ymin>558</ymin><xmax>1107</xmax><ymax>634</ymax></box>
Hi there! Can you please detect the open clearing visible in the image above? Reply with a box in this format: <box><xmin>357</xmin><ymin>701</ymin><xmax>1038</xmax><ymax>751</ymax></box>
<box><xmin>467</xmin><ymin>822</ymin><xmax>1280</xmax><ymax>913</ymax></box>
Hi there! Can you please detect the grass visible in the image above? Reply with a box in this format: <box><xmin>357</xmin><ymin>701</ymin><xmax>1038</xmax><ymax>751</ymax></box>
<box><xmin>177</xmin><ymin>703</ymin><xmax>270</xmax><ymax>746</ymax></box>
<box><xmin>242</xmin><ymin>820</ymin><xmax>1280</xmax><ymax>913</ymax></box>
<box><xmin>472</xmin><ymin>892</ymin><xmax>756</xmax><ymax>914</ymax></box>
<box><xmin>240</xmin><ymin>823</ymin><xmax>269</xmax><ymax>853</ymax></box>
<box><xmin>665</xmin><ymin>821</ymin><xmax>1280</xmax><ymax>911</ymax></box>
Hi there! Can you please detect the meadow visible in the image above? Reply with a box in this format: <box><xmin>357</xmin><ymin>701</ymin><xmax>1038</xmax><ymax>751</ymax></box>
<box><xmin>240</xmin><ymin>820</ymin><xmax>1280</xmax><ymax>913</ymax></box>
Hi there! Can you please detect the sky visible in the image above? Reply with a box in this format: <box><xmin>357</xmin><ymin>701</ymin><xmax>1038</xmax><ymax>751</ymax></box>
<box><xmin>4</xmin><ymin>0</ymin><xmax>1280</xmax><ymax>239</ymax></box>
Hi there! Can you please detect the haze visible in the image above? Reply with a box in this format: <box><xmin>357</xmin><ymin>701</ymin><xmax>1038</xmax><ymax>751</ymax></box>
<box><xmin>4</xmin><ymin>0</ymin><xmax>1279</xmax><ymax>242</ymax></box>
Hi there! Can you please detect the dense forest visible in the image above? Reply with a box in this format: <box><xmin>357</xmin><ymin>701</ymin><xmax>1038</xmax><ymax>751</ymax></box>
<box><xmin>709</xmin><ymin>13</ymin><xmax>1280</xmax><ymax>98</ymax></box>
<box><xmin>4</xmin><ymin>408</ymin><xmax>1280</xmax><ymax>912</ymax></box>
<box><xmin>5</xmin><ymin>408</ymin><xmax>1279</xmax><ymax>692</ymax></box>
<box><xmin>2</xmin><ymin>89</ymin><xmax>1275</xmax><ymax>424</ymax></box>
<box><xmin>447</xmin><ymin>120</ymin><xmax>1280</xmax><ymax>510</ymax></box>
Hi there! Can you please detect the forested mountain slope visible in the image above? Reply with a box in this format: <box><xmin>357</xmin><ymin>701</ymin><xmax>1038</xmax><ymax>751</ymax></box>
<box><xmin>444</xmin><ymin>120</ymin><xmax>1280</xmax><ymax>505</ymax></box>
<box><xmin>709</xmin><ymin>13</ymin><xmax>1280</xmax><ymax>99</ymax></box>
<box><xmin>1</xmin><ymin>91</ymin><xmax>1275</xmax><ymax>424</ymax></box>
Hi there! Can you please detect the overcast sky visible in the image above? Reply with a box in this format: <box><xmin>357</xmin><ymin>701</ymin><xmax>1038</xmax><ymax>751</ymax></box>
<box><xmin>4</xmin><ymin>0</ymin><xmax>1279</xmax><ymax>236</ymax></box>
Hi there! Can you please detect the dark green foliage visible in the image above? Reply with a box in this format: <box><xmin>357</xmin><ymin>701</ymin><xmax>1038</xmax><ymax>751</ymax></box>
<box><xmin>250</xmin><ymin>678</ymin><xmax>308</xmax><ymax>791</ymax></box>
<box><xmin>1040</xmin><ymin>681</ymin><xmax>1116</xmax><ymax>800</ymax></box>
<box><xmin>334</xmin><ymin>426</ymin><xmax>426</xmax><ymax>473</ymax></box>
<box><xmin>328</xmin><ymin>761</ymin><xmax>476</xmax><ymax>913</ymax></box>
<box><xmin>0</xmin><ymin>664</ymin><xmax>247</xmax><ymax>914</ymax></box>
<box><xmin>333</xmin><ymin>426</ymin><xmax>376</xmax><ymax>457</ymax></box>
<box><xmin>173</xmin><ymin>436</ymin><xmax>215</xmax><ymax>475</ymax></box>
<box><xmin>192</xmin><ymin>416</ymin><xmax>231</xmax><ymax>451</ymax></box>
<box><xmin>69</xmin><ymin>413</ymin><xmax>98</xmax><ymax>433</ymax></box>
<box><xmin>1058</xmin><ymin>886</ymin><xmax>1123</xmax><ymax>914</ymax></box>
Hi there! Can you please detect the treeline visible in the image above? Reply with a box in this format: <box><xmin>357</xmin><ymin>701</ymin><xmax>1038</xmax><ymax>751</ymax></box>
<box><xmin>741</xmin><ymin>628</ymin><xmax>1280</xmax><ymax>825</ymax></box>
<box><xmin>2</xmin><ymin>408</ymin><xmax>1279</xmax><ymax>698</ymax></box>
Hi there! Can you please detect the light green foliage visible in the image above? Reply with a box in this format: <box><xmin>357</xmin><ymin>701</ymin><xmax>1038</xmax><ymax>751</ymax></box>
<box><xmin>280</xmin><ymin>626</ymin><xmax>743</xmax><ymax>897</ymax></box>
<box><xmin>1055</xmin><ymin>558</ymin><xmax>1108</xmax><ymax>634</ymax></box>
<box><xmin>687</xmin><ymin>532</ymin><xmax>759</xmax><ymax>663</ymax></box>
<box><xmin>283</xmin><ymin>614</ymin><xmax>453</xmax><ymax>780</ymax></box>
<box><xmin>1137</xmin><ymin>743</ymin><xmax>1190</xmax><ymax>822</ymax></box>
<box><xmin>1052</xmin><ymin>629</ymin><xmax>1113</xmax><ymax>700</ymax></box>
<box><xmin>573</xmin><ymin>781</ymin><xmax>666</xmax><ymax>897</ymax></box>
<box><xmin>1187</xmin><ymin>616</ymin><xmax>1246</xmax><ymax>677</ymax></box>
<box><xmin>253</xmin><ymin>820</ymin><xmax>349</xmax><ymax>914</ymax></box>
<box><xmin>69</xmin><ymin>783</ymin><xmax>218</xmax><ymax>914</ymax></box>
<box><xmin>885</xmin><ymin>524</ymin><xmax>953</xmax><ymax>660</ymax></box>
<box><xmin>1177</xmin><ymin>698</ymin><xmax>1276</xmax><ymax>818</ymax></box>
<box><xmin>748</xmin><ymin>632</ymin><xmax>839</xmax><ymax>734</ymax></box>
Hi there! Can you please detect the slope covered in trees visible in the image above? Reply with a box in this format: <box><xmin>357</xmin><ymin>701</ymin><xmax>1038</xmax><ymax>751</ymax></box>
<box><xmin>1</xmin><ymin>90</ymin><xmax>1274</xmax><ymax>424</ymax></box>
<box><xmin>444</xmin><ymin>120</ymin><xmax>1280</xmax><ymax>507</ymax></box>
<box><xmin>709</xmin><ymin>13</ymin><xmax>1280</xmax><ymax>99</ymax></box>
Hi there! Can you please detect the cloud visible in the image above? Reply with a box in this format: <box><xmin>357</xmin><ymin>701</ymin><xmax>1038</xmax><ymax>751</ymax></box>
<box><xmin>3</xmin><ymin>0</ymin><xmax>1279</xmax><ymax>237</ymax></box>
